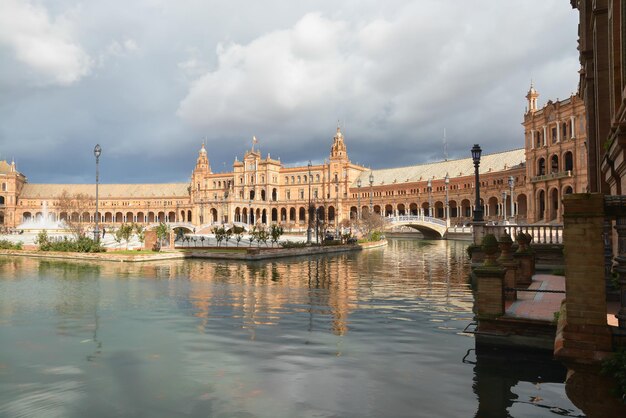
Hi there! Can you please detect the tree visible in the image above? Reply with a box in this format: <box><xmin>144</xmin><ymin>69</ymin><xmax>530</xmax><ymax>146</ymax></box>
<box><xmin>225</xmin><ymin>228</ymin><xmax>233</xmax><ymax>246</ymax></box>
<box><xmin>233</xmin><ymin>226</ymin><xmax>244</xmax><ymax>247</ymax></box>
<box><xmin>270</xmin><ymin>224</ymin><xmax>284</xmax><ymax>247</ymax></box>
<box><xmin>249</xmin><ymin>226</ymin><xmax>257</xmax><ymax>247</ymax></box>
<box><xmin>114</xmin><ymin>228</ymin><xmax>123</xmax><ymax>249</ymax></box>
<box><xmin>257</xmin><ymin>226</ymin><xmax>269</xmax><ymax>247</ymax></box>
<box><xmin>213</xmin><ymin>226</ymin><xmax>226</xmax><ymax>247</ymax></box>
<box><xmin>134</xmin><ymin>224</ymin><xmax>145</xmax><ymax>246</ymax></box>
<box><xmin>359</xmin><ymin>211</ymin><xmax>386</xmax><ymax>241</ymax></box>
<box><xmin>155</xmin><ymin>222</ymin><xmax>170</xmax><ymax>250</ymax></box>
<box><xmin>55</xmin><ymin>190</ymin><xmax>94</xmax><ymax>239</ymax></box>
<box><xmin>117</xmin><ymin>223</ymin><xmax>134</xmax><ymax>250</ymax></box>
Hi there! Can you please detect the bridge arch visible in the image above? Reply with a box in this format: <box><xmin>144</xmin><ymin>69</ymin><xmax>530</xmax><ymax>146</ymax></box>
<box><xmin>387</xmin><ymin>215</ymin><xmax>447</xmax><ymax>239</ymax></box>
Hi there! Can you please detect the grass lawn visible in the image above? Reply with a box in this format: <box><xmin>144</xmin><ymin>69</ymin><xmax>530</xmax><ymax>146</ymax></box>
<box><xmin>111</xmin><ymin>250</ymin><xmax>159</xmax><ymax>255</ymax></box>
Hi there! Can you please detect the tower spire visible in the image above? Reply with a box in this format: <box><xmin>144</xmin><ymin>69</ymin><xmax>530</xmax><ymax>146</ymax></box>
<box><xmin>526</xmin><ymin>80</ymin><xmax>539</xmax><ymax>113</ymax></box>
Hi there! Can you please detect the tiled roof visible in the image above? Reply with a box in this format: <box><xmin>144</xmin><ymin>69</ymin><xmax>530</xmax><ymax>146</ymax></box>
<box><xmin>354</xmin><ymin>148</ymin><xmax>525</xmax><ymax>186</ymax></box>
<box><xmin>20</xmin><ymin>183</ymin><xmax>190</xmax><ymax>199</ymax></box>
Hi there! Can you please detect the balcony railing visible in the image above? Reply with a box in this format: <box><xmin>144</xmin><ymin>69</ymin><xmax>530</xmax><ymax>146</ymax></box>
<box><xmin>531</xmin><ymin>170</ymin><xmax>572</xmax><ymax>183</ymax></box>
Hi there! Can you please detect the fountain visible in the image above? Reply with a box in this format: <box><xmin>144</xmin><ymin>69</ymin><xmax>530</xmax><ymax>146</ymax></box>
<box><xmin>17</xmin><ymin>201</ymin><xmax>69</xmax><ymax>232</ymax></box>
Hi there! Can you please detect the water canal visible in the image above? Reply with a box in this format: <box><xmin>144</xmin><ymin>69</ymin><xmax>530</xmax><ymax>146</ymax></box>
<box><xmin>0</xmin><ymin>239</ymin><xmax>583</xmax><ymax>417</ymax></box>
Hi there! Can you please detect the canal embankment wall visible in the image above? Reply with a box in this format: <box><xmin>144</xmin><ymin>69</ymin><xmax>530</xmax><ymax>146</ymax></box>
<box><xmin>0</xmin><ymin>240</ymin><xmax>388</xmax><ymax>263</ymax></box>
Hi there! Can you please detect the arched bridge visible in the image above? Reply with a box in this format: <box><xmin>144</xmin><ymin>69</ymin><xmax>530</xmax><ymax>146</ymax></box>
<box><xmin>386</xmin><ymin>215</ymin><xmax>449</xmax><ymax>239</ymax></box>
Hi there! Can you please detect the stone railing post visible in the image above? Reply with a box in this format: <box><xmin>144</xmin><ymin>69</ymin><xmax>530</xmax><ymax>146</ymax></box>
<box><xmin>498</xmin><ymin>234</ymin><xmax>517</xmax><ymax>300</ymax></box>
<box><xmin>474</xmin><ymin>265</ymin><xmax>506</xmax><ymax>318</ymax></box>
<box><xmin>555</xmin><ymin>193</ymin><xmax>612</xmax><ymax>363</ymax></box>
<box><xmin>472</xmin><ymin>221</ymin><xmax>486</xmax><ymax>246</ymax></box>
<box><xmin>513</xmin><ymin>232</ymin><xmax>534</xmax><ymax>287</ymax></box>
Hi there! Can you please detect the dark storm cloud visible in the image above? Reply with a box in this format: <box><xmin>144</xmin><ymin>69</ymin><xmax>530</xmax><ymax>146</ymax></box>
<box><xmin>0</xmin><ymin>0</ymin><xmax>579</xmax><ymax>184</ymax></box>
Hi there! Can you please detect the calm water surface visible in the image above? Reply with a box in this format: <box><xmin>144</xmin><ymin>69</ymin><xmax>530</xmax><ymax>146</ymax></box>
<box><xmin>0</xmin><ymin>239</ymin><xmax>583</xmax><ymax>418</ymax></box>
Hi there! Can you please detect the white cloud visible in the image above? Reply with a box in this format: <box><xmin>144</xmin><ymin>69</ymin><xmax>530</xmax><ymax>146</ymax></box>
<box><xmin>0</xmin><ymin>0</ymin><xmax>92</xmax><ymax>86</ymax></box>
<box><xmin>177</xmin><ymin>3</ymin><xmax>579</xmax><ymax>155</ymax></box>
<box><xmin>97</xmin><ymin>38</ymin><xmax>140</xmax><ymax>67</ymax></box>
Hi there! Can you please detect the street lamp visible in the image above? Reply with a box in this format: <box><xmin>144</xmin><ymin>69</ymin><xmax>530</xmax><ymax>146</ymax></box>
<box><xmin>444</xmin><ymin>172</ymin><xmax>450</xmax><ymax>222</ymax></box>
<box><xmin>508</xmin><ymin>175</ymin><xmax>515</xmax><ymax>223</ymax></box>
<box><xmin>502</xmin><ymin>191</ymin><xmax>507</xmax><ymax>221</ymax></box>
<box><xmin>427</xmin><ymin>178</ymin><xmax>433</xmax><ymax>218</ymax></box>
<box><xmin>307</xmin><ymin>161</ymin><xmax>312</xmax><ymax>244</ymax></box>
<box><xmin>369</xmin><ymin>172</ymin><xmax>374</xmax><ymax>213</ymax></box>
<box><xmin>356</xmin><ymin>178</ymin><xmax>362</xmax><ymax>220</ymax></box>
<box><xmin>93</xmin><ymin>144</ymin><xmax>101</xmax><ymax>242</ymax></box>
<box><xmin>335</xmin><ymin>175</ymin><xmax>340</xmax><ymax>238</ymax></box>
<box><xmin>471</xmin><ymin>144</ymin><xmax>483</xmax><ymax>222</ymax></box>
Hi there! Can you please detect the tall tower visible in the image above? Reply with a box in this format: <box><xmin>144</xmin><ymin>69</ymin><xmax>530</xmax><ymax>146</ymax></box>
<box><xmin>191</xmin><ymin>143</ymin><xmax>211</xmax><ymax>197</ymax></box>
<box><xmin>526</xmin><ymin>81</ymin><xmax>539</xmax><ymax>113</ymax></box>
<box><xmin>194</xmin><ymin>143</ymin><xmax>211</xmax><ymax>173</ymax></box>
<box><xmin>330</xmin><ymin>126</ymin><xmax>348</xmax><ymax>161</ymax></box>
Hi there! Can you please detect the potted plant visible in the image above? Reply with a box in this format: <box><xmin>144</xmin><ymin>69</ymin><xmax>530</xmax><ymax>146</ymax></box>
<box><xmin>481</xmin><ymin>234</ymin><xmax>499</xmax><ymax>266</ymax></box>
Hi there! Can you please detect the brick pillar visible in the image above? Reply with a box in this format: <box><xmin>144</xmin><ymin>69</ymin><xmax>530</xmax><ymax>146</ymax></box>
<box><xmin>555</xmin><ymin>193</ymin><xmax>612</xmax><ymax>364</ymax></box>
<box><xmin>472</xmin><ymin>221</ymin><xmax>486</xmax><ymax>245</ymax></box>
<box><xmin>513</xmin><ymin>252</ymin><xmax>534</xmax><ymax>287</ymax></box>
<box><xmin>498</xmin><ymin>234</ymin><xmax>517</xmax><ymax>301</ymax></box>
<box><xmin>144</xmin><ymin>230</ymin><xmax>157</xmax><ymax>251</ymax></box>
<box><xmin>474</xmin><ymin>266</ymin><xmax>506</xmax><ymax>319</ymax></box>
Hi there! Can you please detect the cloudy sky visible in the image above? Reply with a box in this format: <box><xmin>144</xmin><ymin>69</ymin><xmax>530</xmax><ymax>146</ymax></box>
<box><xmin>0</xmin><ymin>0</ymin><xmax>580</xmax><ymax>184</ymax></box>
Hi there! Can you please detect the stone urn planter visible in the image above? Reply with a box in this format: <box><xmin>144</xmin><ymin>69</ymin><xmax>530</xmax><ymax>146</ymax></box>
<box><xmin>481</xmin><ymin>234</ymin><xmax>499</xmax><ymax>266</ymax></box>
<box><xmin>498</xmin><ymin>233</ymin><xmax>514</xmax><ymax>262</ymax></box>
<box><xmin>515</xmin><ymin>232</ymin><xmax>532</xmax><ymax>253</ymax></box>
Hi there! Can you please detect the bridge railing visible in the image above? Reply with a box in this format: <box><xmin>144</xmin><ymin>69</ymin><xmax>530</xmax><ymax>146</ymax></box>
<box><xmin>387</xmin><ymin>215</ymin><xmax>447</xmax><ymax>227</ymax></box>
<box><xmin>483</xmin><ymin>224</ymin><xmax>563</xmax><ymax>244</ymax></box>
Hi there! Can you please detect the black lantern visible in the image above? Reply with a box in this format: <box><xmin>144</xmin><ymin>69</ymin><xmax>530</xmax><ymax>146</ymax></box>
<box><xmin>471</xmin><ymin>144</ymin><xmax>483</xmax><ymax>222</ymax></box>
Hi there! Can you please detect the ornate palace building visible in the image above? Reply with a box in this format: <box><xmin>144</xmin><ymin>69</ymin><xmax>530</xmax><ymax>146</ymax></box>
<box><xmin>0</xmin><ymin>85</ymin><xmax>587</xmax><ymax>232</ymax></box>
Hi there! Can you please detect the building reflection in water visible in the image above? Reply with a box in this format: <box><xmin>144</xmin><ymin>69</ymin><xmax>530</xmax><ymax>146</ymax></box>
<box><xmin>469</xmin><ymin>346</ymin><xmax>585</xmax><ymax>417</ymax></box>
<box><xmin>0</xmin><ymin>241</ymin><xmax>590</xmax><ymax>417</ymax></box>
<box><xmin>0</xmin><ymin>239</ymin><xmax>472</xmax><ymax>341</ymax></box>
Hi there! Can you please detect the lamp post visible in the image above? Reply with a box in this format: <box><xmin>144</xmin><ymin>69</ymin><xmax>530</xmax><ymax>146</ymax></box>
<box><xmin>427</xmin><ymin>178</ymin><xmax>433</xmax><ymax>218</ymax></box>
<box><xmin>369</xmin><ymin>172</ymin><xmax>374</xmax><ymax>214</ymax></box>
<box><xmin>335</xmin><ymin>176</ymin><xmax>340</xmax><ymax>238</ymax></box>
<box><xmin>314</xmin><ymin>198</ymin><xmax>319</xmax><ymax>244</ymax></box>
<box><xmin>444</xmin><ymin>173</ymin><xmax>450</xmax><ymax>222</ymax></box>
<box><xmin>356</xmin><ymin>178</ymin><xmax>362</xmax><ymax>220</ymax></box>
<box><xmin>307</xmin><ymin>161</ymin><xmax>312</xmax><ymax>244</ymax></box>
<box><xmin>508</xmin><ymin>175</ymin><xmax>515</xmax><ymax>223</ymax></box>
<box><xmin>471</xmin><ymin>144</ymin><xmax>483</xmax><ymax>222</ymax></box>
<box><xmin>502</xmin><ymin>191</ymin><xmax>507</xmax><ymax>221</ymax></box>
<box><xmin>93</xmin><ymin>144</ymin><xmax>101</xmax><ymax>242</ymax></box>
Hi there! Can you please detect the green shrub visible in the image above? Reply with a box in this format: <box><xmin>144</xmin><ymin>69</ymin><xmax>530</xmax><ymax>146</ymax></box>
<box><xmin>0</xmin><ymin>239</ymin><xmax>23</xmax><ymax>250</ymax></box>
<box><xmin>370</xmin><ymin>231</ymin><xmax>383</xmax><ymax>242</ymax></box>
<box><xmin>38</xmin><ymin>235</ymin><xmax>104</xmax><ymax>253</ymax></box>
<box><xmin>323</xmin><ymin>240</ymin><xmax>342</xmax><ymax>246</ymax></box>
<box><xmin>280</xmin><ymin>241</ymin><xmax>308</xmax><ymax>249</ymax></box>
<box><xmin>601</xmin><ymin>346</ymin><xmax>626</xmax><ymax>404</ymax></box>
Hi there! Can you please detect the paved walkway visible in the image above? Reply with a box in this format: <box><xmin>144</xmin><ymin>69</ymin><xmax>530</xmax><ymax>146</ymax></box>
<box><xmin>505</xmin><ymin>274</ymin><xmax>565</xmax><ymax>322</ymax></box>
